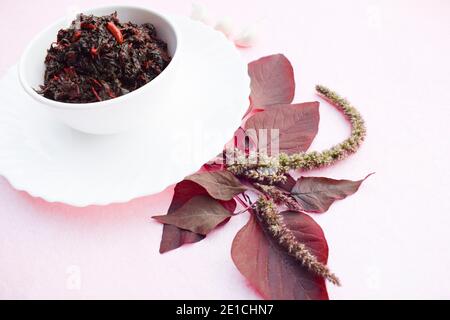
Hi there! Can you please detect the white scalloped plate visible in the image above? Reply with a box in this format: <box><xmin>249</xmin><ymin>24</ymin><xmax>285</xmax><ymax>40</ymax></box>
<box><xmin>0</xmin><ymin>16</ymin><xmax>249</xmax><ymax>207</ymax></box>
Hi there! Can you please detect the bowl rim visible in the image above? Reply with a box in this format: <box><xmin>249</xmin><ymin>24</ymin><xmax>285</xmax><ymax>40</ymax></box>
<box><xmin>18</xmin><ymin>4</ymin><xmax>179</xmax><ymax>110</ymax></box>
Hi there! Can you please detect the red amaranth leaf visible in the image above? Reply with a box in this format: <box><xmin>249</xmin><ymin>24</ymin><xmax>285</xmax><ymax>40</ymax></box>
<box><xmin>248</xmin><ymin>54</ymin><xmax>295</xmax><ymax>107</ymax></box>
<box><xmin>153</xmin><ymin>195</ymin><xmax>233</xmax><ymax>235</ymax></box>
<box><xmin>231</xmin><ymin>212</ymin><xmax>329</xmax><ymax>300</ymax></box>
<box><xmin>159</xmin><ymin>179</ymin><xmax>236</xmax><ymax>253</ymax></box>
<box><xmin>186</xmin><ymin>171</ymin><xmax>247</xmax><ymax>201</ymax></box>
<box><xmin>242</xmin><ymin>107</ymin><xmax>264</xmax><ymax>122</ymax></box>
<box><xmin>243</xmin><ymin>102</ymin><xmax>320</xmax><ymax>154</ymax></box>
<box><xmin>291</xmin><ymin>175</ymin><xmax>371</xmax><ymax>213</ymax></box>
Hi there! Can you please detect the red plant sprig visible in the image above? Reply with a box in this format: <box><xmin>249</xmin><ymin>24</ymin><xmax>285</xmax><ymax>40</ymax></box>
<box><xmin>152</xmin><ymin>54</ymin><xmax>370</xmax><ymax>300</ymax></box>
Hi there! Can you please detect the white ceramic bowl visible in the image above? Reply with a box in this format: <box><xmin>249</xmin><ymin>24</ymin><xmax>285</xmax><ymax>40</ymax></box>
<box><xmin>18</xmin><ymin>5</ymin><xmax>179</xmax><ymax>134</ymax></box>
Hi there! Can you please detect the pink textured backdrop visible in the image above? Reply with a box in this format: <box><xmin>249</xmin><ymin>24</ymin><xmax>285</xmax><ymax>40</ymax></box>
<box><xmin>1</xmin><ymin>0</ymin><xmax>450</xmax><ymax>299</ymax></box>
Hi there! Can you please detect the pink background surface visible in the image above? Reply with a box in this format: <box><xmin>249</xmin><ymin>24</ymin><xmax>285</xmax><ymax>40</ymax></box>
<box><xmin>1</xmin><ymin>0</ymin><xmax>450</xmax><ymax>299</ymax></box>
